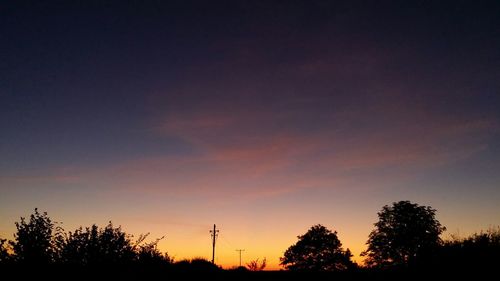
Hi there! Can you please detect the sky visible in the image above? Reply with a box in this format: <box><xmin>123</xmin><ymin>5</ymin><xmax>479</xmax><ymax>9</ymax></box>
<box><xmin>1</xmin><ymin>0</ymin><xmax>500</xmax><ymax>269</ymax></box>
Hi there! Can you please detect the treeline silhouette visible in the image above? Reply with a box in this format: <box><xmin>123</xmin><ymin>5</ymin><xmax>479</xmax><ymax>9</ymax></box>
<box><xmin>2</xmin><ymin>209</ymin><xmax>173</xmax><ymax>266</ymax></box>
<box><xmin>1</xmin><ymin>201</ymin><xmax>499</xmax><ymax>280</ymax></box>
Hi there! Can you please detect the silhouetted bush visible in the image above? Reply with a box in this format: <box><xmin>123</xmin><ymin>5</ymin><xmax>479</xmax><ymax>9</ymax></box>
<box><xmin>232</xmin><ymin>265</ymin><xmax>248</xmax><ymax>272</ymax></box>
<box><xmin>247</xmin><ymin>257</ymin><xmax>267</xmax><ymax>271</ymax></box>
<box><xmin>136</xmin><ymin>233</ymin><xmax>172</xmax><ymax>265</ymax></box>
<box><xmin>61</xmin><ymin>223</ymin><xmax>136</xmax><ymax>265</ymax></box>
<box><xmin>0</xmin><ymin>238</ymin><xmax>12</xmax><ymax>263</ymax></box>
<box><xmin>280</xmin><ymin>224</ymin><xmax>354</xmax><ymax>271</ymax></box>
<box><xmin>173</xmin><ymin>257</ymin><xmax>221</xmax><ymax>272</ymax></box>
<box><xmin>10</xmin><ymin>208</ymin><xmax>65</xmax><ymax>264</ymax></box>
<box><xmin>6</xmin><ymin>209</ymin><xmax>171</xmax><ymax>268</ymax></box>
<box><xmin>436</xmin><ymin>227</ymin><xmax>500</xmax><ymax>271</ymax></box>
<box><xmin>61</xmin><ymin>223</ymin><xmax>172</xmax><ymax>267</ymax></box>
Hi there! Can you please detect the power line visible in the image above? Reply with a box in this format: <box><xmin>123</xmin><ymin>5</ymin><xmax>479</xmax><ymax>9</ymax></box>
<box><xmin>235</xmin><ymin>249</ymin><xmax>245</xmax><ymax>267</ymax></box>
<box><xmin>219</xmin><ymin>235</ymin><xmax>233</xmax><ymax>248</ymax></box>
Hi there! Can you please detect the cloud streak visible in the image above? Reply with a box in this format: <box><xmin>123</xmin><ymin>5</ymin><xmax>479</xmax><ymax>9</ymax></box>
<box><xmin>111</xmin><ymin>93</ymin><xmax>494</xmax><ymax>199</ymax></box>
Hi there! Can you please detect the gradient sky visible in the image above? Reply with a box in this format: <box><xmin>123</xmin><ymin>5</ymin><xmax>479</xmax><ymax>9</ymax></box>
<box><xmin>1</xmin><ymin>1</ymin><xmax>500</xmax><ymax>269</ymax></box>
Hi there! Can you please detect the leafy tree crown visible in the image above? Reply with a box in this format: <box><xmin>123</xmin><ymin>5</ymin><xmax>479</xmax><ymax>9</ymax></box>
<box><xmin>362</xmin><ymin>201</ymin><xmax>446</xmax><ymax>267</ymax></box>
<box><xmin>280</xmin><ymin>224</ymin><xmax>353</xmax><ymax>271</ymax></box>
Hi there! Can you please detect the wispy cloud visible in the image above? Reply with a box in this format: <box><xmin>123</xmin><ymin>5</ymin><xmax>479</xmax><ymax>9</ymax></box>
<box><xmin>3</xmin><ymin>95</ymin><xmax>495</xmax><ymax>203</ymax></box>
<box><xmin>113</xmin><ymin>96</ymin><xmax>495</xmax><ymax>199</ymax></box>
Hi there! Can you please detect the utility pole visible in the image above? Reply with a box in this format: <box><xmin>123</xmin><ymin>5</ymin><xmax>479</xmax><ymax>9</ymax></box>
<box><xmin>210</xmin><ymin>224</ymin><xmax>219</xmax><ymax>264</ymax></box>
<box><xmin>235</xmin><ymin>249</ymin><xmax>245</xmax><ymax>267</ymax></box>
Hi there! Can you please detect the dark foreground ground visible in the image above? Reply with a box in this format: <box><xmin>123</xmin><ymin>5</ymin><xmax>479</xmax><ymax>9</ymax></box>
<box><xmin>0</xmin><ymin>265</ymin><xmax>488</xmax><ymax>281</ymax></box>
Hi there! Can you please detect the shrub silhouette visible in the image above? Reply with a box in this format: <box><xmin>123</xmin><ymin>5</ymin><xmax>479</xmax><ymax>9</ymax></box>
<box><xmin>280</xmin><ymin>224</ymin><xmax>354</xmax><ymax>271</ymax></box>
<box><xmin>62</xmin><ymin>222</ymin><xmax>140</xmax><ymax>265</ymax></box>
<box><xmin>173</xmin><ymin>257</ymin><xmax>221</xmax><ymax>272</ymax></box>
<box><xmin>362</xmin><ymin>201</ymin><xmax>445</xmax><ymax>268</ymax></box>
<box><xmin>136</xmin><ymin>233</ymin><xmax>172</xmax><ymax>265</ymax></box>
<box><xmin>8</xmin><ymin>209</ymin><xmax>171</xmax><ymax>267</ymax></box>
<box><xmin>11</xmin><ymin>208</ymin><xmax>64</xmax><ymax>264</ymax></box>
<box><xmin>438</xmin><ymin>227</ymin><xmax>500</xmax><ymax>271</ymax></box>
<box><xmin>0</xmin><ymin>238</ymin><xmax>11</xmax><ymax>263</ymax></box>
<box><xmin>246</xmin><ymin>257</ymin><xmax>267</xmax><ymax>271</ymax></box>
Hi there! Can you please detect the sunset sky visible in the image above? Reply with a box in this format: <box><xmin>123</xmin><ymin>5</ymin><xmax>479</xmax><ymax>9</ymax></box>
<box><xmin>1</xmin><ymin>1</ymin><xmax>500</xmax><ymax>269</ymax></box>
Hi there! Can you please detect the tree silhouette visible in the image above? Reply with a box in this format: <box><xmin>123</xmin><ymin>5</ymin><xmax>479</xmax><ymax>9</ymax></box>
<box><xmin>280</xmin><ymin>224</ymin><xmax>353</xmax><ymax>271</ymax></box>
<box><xmin>362</xmin><ymin>200</ymin><xmax>446</xmax><ymax>268</ymax></box>
<box><xmin>11</xmin><ymin>208</ymin><xmax>64</xmax><ymax>264</ymax></box>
